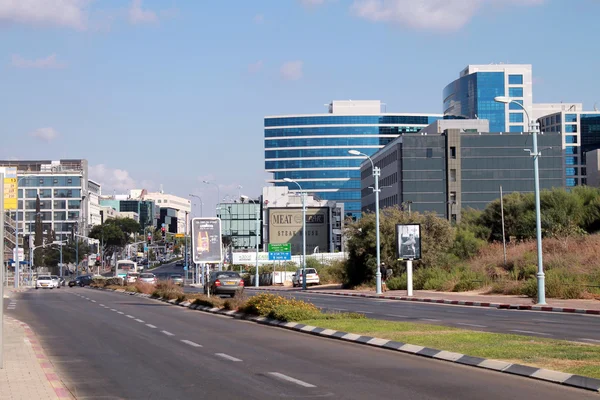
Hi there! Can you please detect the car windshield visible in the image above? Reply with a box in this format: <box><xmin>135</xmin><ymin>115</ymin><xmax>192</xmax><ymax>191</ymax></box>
<box><xmin>306</xmin><ymin>269</ymin><xmax>317</xmax><ymax>274</ymax></box>
<box><xmin>140</xmin><ymin>274</ymin><xmax>154</xmax><ymax>278</ymax></box>
<box><xmin>52</xmin><ymin>276</ymin><xmax>59</xmax><ymax>279</ymax></box>
<box><xmin>214</xmin><ymin>272</ymin><xmax>240</xmax><ymax>279</ymax></box>
<box><xmin>38</xmin><ymin>276</ymin><xmax>51</xmax><ymax>280</ymax></box>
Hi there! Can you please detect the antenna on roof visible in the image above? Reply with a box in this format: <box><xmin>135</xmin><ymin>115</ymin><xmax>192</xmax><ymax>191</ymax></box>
<box><xmin>595</xmin><ymin>102</ymin><xmax>598</xmax><ymax>112</ymax></box>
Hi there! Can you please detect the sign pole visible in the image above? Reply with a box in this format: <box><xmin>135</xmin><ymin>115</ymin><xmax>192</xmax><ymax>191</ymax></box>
<box><xmin>406</xmin><ymin>259</ymin><xmax>413</xmax><ymax>297</ymax></box>
<box><xmin>0</xmin><ymin>173</ymin><xmax>5</xmax><ymax>368</ymax></box>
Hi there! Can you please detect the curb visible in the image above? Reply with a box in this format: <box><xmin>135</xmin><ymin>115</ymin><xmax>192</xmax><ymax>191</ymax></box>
<box><xmin>88</xmin><ymin>286</ymin><xmax>600</xmax><ymax>393</ymax></box>
<box><xmin>7</xmin><ymin>316</ymin><xmax>75</xmax><ymax>399</ymax></box>
<box><xmin>246</xmin><ymin>287</ymin><xmax>600</xmax><ymax>315</ymax></box>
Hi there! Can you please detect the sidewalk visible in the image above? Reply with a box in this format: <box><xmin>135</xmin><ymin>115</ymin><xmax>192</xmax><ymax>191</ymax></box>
<box><xmin>249</xmin><ymin>285</ymin><xmax>600</xmax><ymax>314</ymax></box>
<box><xmin>1</xmin><ymin>315</ymin><xmax>73</xmax><ymax>399</ymax></box>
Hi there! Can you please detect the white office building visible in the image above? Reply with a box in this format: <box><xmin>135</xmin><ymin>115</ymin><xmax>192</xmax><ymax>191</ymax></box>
<box><xmin>141</xmin><ymin>191</ymin><xmax>191</xmax><ymax>234</ymax></box>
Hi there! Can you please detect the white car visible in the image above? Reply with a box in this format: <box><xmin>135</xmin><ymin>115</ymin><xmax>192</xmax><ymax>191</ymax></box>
<box><xmin>36</xmin><ymin>275</ymin><xmax>59</xmax><ymax>289</ymax></box>
<box><xmin>292</xmin><ymin>268</ymin><xmax>320</xmax><ymax>287</ymax></box>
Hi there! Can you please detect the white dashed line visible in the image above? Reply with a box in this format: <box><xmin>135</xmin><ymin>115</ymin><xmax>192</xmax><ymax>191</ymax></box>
<box><xmin>215</xmin><ymin>353</ymin><xmax>242</xmax><ymax>362</ymax></box>
<box><xmin>181</xmin><ymin>340</ymin><xmax>202</xmax><ymax>348</ymax></box>
<box><xmin>146</xmin><ymin>324</ymin><xmax>157</xmax><ymax>329</ymax></box>
<box><xmin>161</xmin><ymin>331</ymin><xmax>174</xmax><ymax>336</ymax></box>
<box><xmin>117</xmin><ymin>312</ymin><xmax>124</xmax><ymax>315</ymax></box>
<box><xmin>421</xmin><ymin>318</ymin><xmax>441</xmax><ymax>322</ymax></box>
<box><xmin>126</xmin><ymin>315</ymin><xmax>135</xmax><ymax>319</ymax></box>
<box><xmin>110</xmin><ymin>309</ymin><xmax>117</xmax><ymax>312</ymax></box>
<box><xmin>355</xmin><ymin>311</ymin><xmax>373</xmax><ymax>314</ymax></box>
<box><xmin>384</xmin><ymin>314</ymin><xmax>409</xmax><ymax>318</ymax></box>
<box><xmin>456</xmin><ymin>323</ymin><xmax>488</xmax><ymax>328</ymax></box>
<box><xmin>99</xmin><ymin>304</ymin><xmax>105</xmax><ymax>307</ymax></box>
<box><xmin>511</xmin><ymin>329</ymin><xmax>551</xmax><ymax>336</ymax></box>
<box><xmin>90</xmin><ymin>300</ymin><xmax>96</xmax><ymax>303</ymax></box>
<box><xmin>268</xmin><ymin>372</ymin><xmax>316</xmax><ymax>388</ymax></box>
<box><xmin>134</xmin><ymin>319</ymin><xmax>145</xmax><ymax>323</ymax></box>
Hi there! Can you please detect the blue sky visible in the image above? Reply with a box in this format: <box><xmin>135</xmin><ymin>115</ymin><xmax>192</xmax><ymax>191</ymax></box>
<box><xmin>1</xmin><ymin>0</ymin><xmax>599</xmax><ymax>216</ymax></box>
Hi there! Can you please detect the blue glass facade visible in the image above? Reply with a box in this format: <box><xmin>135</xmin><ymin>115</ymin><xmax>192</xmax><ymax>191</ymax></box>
<box><xmin>265</xmin><ymin>113</ymin><xmax>441</xmax><ymax>219</ymax></box>
<box><xmin>443</xmin><ymin>72</ymin><xmax>506</xmax><ymax>132</ymax></box>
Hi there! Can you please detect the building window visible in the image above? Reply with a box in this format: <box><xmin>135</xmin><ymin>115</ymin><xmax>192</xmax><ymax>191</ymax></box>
<box><xmin>450</xmin><ymin>169</ymin><xmax>457</xmax><ymax>182</ymax></box>
<box><xmin>508</xmin><ymin>87</ymin><xmax>524</xmax><ymax>97</ymax></box>
<box><xmin>54</xmin><ymin>200</ymin><xmax>66</xmax><ymax>209</ymax></box>
<box><xmin>566</xmin><ymin>178</ymin><xmax>577</xmax><ymax>187</ymax></box>
<box><xmin>565</xmin><ymin>135</ymin><xmax>578</xmax><ymax>144</ymax></box>
<box><xmin>509</xmin><ymin>125</ymin><xmax>524</xmax><ymax>132</ymax></box>
<box><xmin>508</xmin><ymin>100</ymin><xmax>524</xmax><ymax>110</ymax></box>
<box><xmin>40</xmin><ymin>189</ymin><xmax>52</xmax><ymax>198</ymax></box>
<box><xmin>566</xmin><ymin>167</ymin><xmax>577</xmax><ymax>176</ymax></box>
<box><xmin>450</xmin><ymin>191</ymin><xmax>456</xmax><ymax>202</ymax></box>
<box><xmin>509</xmin><ymin>113</ymin><xmax>524</xmax><ymax>123</ymax></box>
<box><xmin>426</xmin><ymin>148</ymin><xmax>433</xmax><ymax>158</ymax></box>
<box><xmin>508</xmin><ymin>74</ymin><xmax>523</xmax><ymax>84</ymax></box>
<box><xmin>450</xmin><ymin>147</ymin><xmax>456</xmax><ymax>159</ymax></box>
<box><xmin>565</xmin><ymin>146</ymin><xmax>577</xmax><ymax>155</ymax></box>
<box><xmin>25</xmin><ymin>189</ymin><xmax>37</xmax><ymax>198</ymax></box>
<box><xmin>565</xmin><ymin>124</ymin><xmax>578</xmax><ymax>133</ymax></box>
<box><xmin>565</xmin><ymin>157</ymin><xmax>578</xmax><ymax>165</ymax></box>
<box><xmin>565</xmin><ymin>114</ymin><xmax>577</xmax><ymax>123</ymax></box>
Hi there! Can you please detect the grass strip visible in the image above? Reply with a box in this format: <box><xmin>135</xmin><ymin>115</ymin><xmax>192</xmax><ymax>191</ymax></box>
<box><xmin>298</xmin><ymin>318</ymin><xmax>600</xmax><ymax>379</ymax></box>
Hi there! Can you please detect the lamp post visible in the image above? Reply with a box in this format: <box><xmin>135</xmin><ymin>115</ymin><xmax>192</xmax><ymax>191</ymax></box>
<box><xmin>283</xmin><ymin>178</ymin><xmax>307</xmax><ymax>290</ymax></box>
<box><xmin>202</xmin><ymin>181</ymin><xmax>220</xmax><ymax>215</ymax></box>
<box><xmin>189</xmin><ymin>194</ymin><xmax>203</xmax><ymax>217</ymax></box>
<box><xmin>494</xmin><ymin>96</ymin><xmax>545</xmax><ymax>305</ymax></box>
<box><xmin>348</xmin><ymin>149</ymin><xmax>382</xmax><ymax>295</ymax></box>
<box><xmin>14</xmin><ymin>176</ymin><xmax>29</xmax><ymax>288</ymax></box>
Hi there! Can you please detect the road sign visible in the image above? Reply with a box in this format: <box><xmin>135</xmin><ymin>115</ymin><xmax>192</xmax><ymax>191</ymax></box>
<box><xmin>0</xmin><ymin>167</ymin><xmax>17</xmax><ymax>210</ymax></box>
<box><xmin>175</xmin><ymin>233</ymin><xmax>184</xmax><ymax>238</ymax></box>
<box><xmin>184</xmin><ymin>267</ymin><xmax>188</xmax><ymax>271</ymax></box>
<box><xmin>268</xmin><ymin>243</ymin><xmax>291</xmax><ymax>253</ymax></box>
<box><xmin>268</xmin><ymin>243</ymin><xmax>291</xmax><ymax>261</ymax></box>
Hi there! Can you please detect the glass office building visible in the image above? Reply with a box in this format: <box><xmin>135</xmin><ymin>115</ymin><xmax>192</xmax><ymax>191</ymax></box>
<box><xmin>265</xmin><ymin>101</ymin><xmax>442</xmax><ymax>219</ymax></box>
<box><xmin>217</xmin><ymin>201</ymin><xmax>262</xmax><ymax>250</ymax></box>
<box><xmin>443</xmin><ymin>64</ymin><xmax>533</xmax><ymax>133</ymax></box>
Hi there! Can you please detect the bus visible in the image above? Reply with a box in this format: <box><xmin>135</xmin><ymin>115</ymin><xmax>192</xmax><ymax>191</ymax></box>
<box><xmin>115</xmin><ymin>260</ymin><xmax>138</xmax><ymax>278</ymax></box>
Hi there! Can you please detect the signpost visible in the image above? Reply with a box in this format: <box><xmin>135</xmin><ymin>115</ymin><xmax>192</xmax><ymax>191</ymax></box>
<box><xmin>175</xmin><ymin>233</ymin><xmax>184</xmax><ymax>238</ymax></box>
<box><xmin>268</xmin><ymin>243</ymin><xmax>291</xmax><ymax>261</ymax></box>
<box><xmin>0</xmin><ymin>173</ymin><xmax>4</xmax><ymax>368</ymax></box>
<box><xmin>0</xmin><ymin>167</ymin><xmax>17</xmax><ymax>210</ymax></box>
<box><xmin>396</xmin><ymin>224</ymin><xmax>422</xmax><ymax>297</ymax></box>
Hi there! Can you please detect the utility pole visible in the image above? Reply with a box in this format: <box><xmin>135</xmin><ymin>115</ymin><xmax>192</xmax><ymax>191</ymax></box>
<box><xmin>1</xmin><ymin>173</ymin><xmax>5</xmax><ymax>368</ymax></box>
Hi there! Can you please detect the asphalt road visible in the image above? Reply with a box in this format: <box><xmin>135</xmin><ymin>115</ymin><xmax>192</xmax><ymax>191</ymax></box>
<box><xmin>238</xmin><ymin>288</ymin><xmax>600</xmax><ymax>343</ymax></box>
<box><xmin>5</xmin><ymin>287</ymin><xmax>597</xmax><ymax>399</ymax></box>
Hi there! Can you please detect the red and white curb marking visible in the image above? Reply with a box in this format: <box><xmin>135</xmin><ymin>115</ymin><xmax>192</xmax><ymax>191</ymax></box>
<box><xmin>8</xmin><ymin>317</ymin><xmax>74</xmax><ymax>399</ymax></box>
<box><xmin>248</xmin><ymin>287</ymin><xmax>600</xmax><ymax>315</ymax></box>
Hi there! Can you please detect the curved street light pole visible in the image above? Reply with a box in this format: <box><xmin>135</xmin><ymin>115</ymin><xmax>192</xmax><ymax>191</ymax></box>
<box><xmin>283</xmin><ymin>178</ymin><xmax>307</xmax><ymax>290</ymax></box>
<box><xmin>348</xmin><ymin>149</ymin><xmax>382</xmax><ymax>295</ymax></box>
<box><xmin>202</xmin><ymin>181</ymin><xmax>220</xmax><ymax>215</ymax></box>
<box><xmin>189</xmin><ymin>194</ymin><xmax>204</xmax><ymax>217</ymax></box>
<box><xmin>494</xmin><ymin>96</ymin><xmax>545</xmax><ymax>305</ymax></box>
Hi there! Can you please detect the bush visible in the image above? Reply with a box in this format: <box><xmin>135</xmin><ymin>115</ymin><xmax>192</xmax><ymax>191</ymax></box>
<box><xmin>386</xmin><ymin>276</ymin><xmax>406</xmax><ymax>290</ymax></box>
<box><xmin>224</xmin><ymin>292</ymin><xmax>248</xmax><ymax>311</ymax></box>
<box><xmin>190</xmin><ymin>294</ymin><xmax>225</xmax><ymax>308</ymax></box>
<box><xmin>267</xmin><ymin>304</ymin><xmax>323</xmax><ymax>322</ymax></box>
<box><xmin>152</xmin><ymin>281</ymin><xmax>183</xmax><ymax>300</ymax></box>
<box><xmin>452</xmin><ymin>228</ymin><xmax>486</xmax><ymax>260</ymax></box>
<box><xmin>241</xmin><ymin>293</ymin><xmax>319</xmax><ymax>318</ymax></box>
<box><xmin>522</xmin><ymin>268</ymin><xmax>585</xmax><ymax>299</ymax></box>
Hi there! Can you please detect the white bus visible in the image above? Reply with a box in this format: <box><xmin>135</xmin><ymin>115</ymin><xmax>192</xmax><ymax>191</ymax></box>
<box><xmin>116</xmin><ymin>260</ymin><xmax>138</xmax><ymax>278</ymax></box>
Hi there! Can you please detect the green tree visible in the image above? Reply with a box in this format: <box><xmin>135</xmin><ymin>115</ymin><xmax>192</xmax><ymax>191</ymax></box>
<box><xmin>344</xmin><ymin>207</ymin><xmax>455</xmax><ymax>287</ymax></box>
<box><xmin>33</xmin><ymin>196</ymin><xmax>44</xmax><ymax>268</ymax></box>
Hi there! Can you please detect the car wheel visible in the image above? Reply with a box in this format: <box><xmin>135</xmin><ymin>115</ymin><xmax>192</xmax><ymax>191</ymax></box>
<box><xmin>35</xmin><ymin>287</ymin><xmax>38</xmax><ymax>290</ymax></box>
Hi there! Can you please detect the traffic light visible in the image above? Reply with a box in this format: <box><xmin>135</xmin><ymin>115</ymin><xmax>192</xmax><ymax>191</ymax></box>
<box><xmin>147</xmin><ymin>234</ymin><xmax>152</xmax><ymax>245</ymax></box>
<box><xmin>161</xmin><ymin>227</ymin><xmax>166</xmax><ymax>238</ymax></box>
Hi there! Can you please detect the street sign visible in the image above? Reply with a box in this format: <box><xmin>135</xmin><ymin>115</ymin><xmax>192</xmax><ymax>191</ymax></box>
<box><xmin>144</xmin><ymin>246</ymin><xmax>148</xmax><ymax>252</ymax></box>
<box><xmin>268</xmin><ymin>243</ymin><xmax>291</xmax><ymax>261</ymax></box>
<box><xmin>183</xmin><ymin>267</ymin><xmax>188</xmax><ymax>271</ymax></box>
<box><xmin>268</xmin><ymin>243</ymin><xmax>291</xmax><ymax>253</ymax></box>
<box><xmin>0</xmin><ymin>167</ymin><xmax>17</xmax><ymax>210</ymax></box>
<box><xmin>175</xmin><ymin>233</ymin><xmax>184</xmax><ymax>238</ymax></box>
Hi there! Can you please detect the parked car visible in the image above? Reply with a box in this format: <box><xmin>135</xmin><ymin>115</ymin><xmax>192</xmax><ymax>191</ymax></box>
<box><xmin>292</xmin><ymin>268</ymin><xmax>320</xmax><ymax>287</ymax></box>
<box><xmin>50</xmin><ymin>275</ymin><xmax>63</xmax><ymax>289</ymax></box>
<box><xmin>36</xmin><ymin>275</ymin><xmax>58</xmax><ymax>289</ymax></box>
<box><xmin>169</xmin><ymin>274</ymin><xmax>184</xmax><ymax>286</ymax></box>
<box><xmin>204</xmin><ymin>271</ymin><xmax>244</xmax><ymax>297</ymax></box>
<box><xmin>69</xmin><ymin>275</ymin><xmax>93</xmax><ymax>287</ymax></box>
<box><xmin>138</xmin><ymin>273</ymin><xmax>158</xmax><ymax>285</ymax></box>
<box><xmin>125</xmin><ymin>272</ymin><xmax>140</xmax><ymax>285</ymax></box>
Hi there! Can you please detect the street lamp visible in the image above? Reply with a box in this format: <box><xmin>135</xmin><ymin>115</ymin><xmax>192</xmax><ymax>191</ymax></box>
<box><xmin>348</xmin><ymin>149</ymin><xmax>382</xmax><ymax>295</ymax></box>
<box><xmin>202</xmin><ymin>181</ymin><xmax>220</xmax><ymax>215</ymax></box>
<box><xmin>283</xmin><ymin>178</ymin><xmax>307</xmax><ymax>290</ymax></box>
<box><xmin>494</xmin><ymin>96</ymin><xmax>546</xmax><ymax>305</ymax></box>
<box><xmin>189</xmin><ymin>194</ymin><xmax>203</xmax><ymax>217</ymax></box>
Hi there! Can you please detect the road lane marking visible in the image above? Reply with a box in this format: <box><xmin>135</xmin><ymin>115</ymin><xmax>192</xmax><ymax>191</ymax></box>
<box><xmin>146</xmin><ymin>324</ymin><xmax>157</xmax><ymax>329</ymax></box>
<box><xmin>420</xmin><ymin>318</ymin><xmax>441</xmax><ymax>322</ymax></box>
<box><xmin>90</xmin><ymin>300</ymin><xmax>96</xmax><ymax>303</ymax></box>
<box><xmin>215</xmin><ymin>353</ymin><xmax>242</xmax><ymax>362</ymax></box>
<box><xmin>579</xmin><ymin>338</ymin><xmax>600</xmax><ymax>343</ymax></box>
<box><xmin>161</xmin><ymin>331</ymin><xmax>174</xmax><ymax>336</ymax></box>
<box><xmin>110</xmin><ymin>309</ymin><xmax>117</xmax><ymax>312</ymax></box>
<box><xmin>532</xmin><ymin>318</ymin><xmax>557</xmax><ymax>323</ymax></box>
<box><xmin>456</xmin><ymin>323</ymin><xmax>488</xmax><ymax>328</ymax></box>
<box><xmin>384</xmin><ymin>314</ymin><xmax>408</xmax><ymax>318</ymax></box>
<box><xmin>268</xmin><ymin>372</ymin><xmax>316</xmax><ymax>388</ymax></box>
<box><xmin>511</xmin><ymin>329</ymin><xmax>551</xmax><ymax>336</ymax></box>
<box><xmin>134</xmin><ymin>319</ymin><xmax>145</xmax><ymax>323</ymax></box>
<box><xmin>117</xmin><ymin>311</ymin><xmax>124</xmax><ymax>314</ymax></box>
<box><xmin>126</xmin><ymin>315</ymin><xmax>135</xmax><ymax>318</ymax></box>
<box><xmin>181</xmin><ymin>340</ymin><xmax>202</xmax><ymax>348</ymax></box>
<box><xmin>355</xmin><ymin>311</ymin><xmax>373</xmax><ymax>314</ymax></box>
<box><xmin>330</xmin><ymin>308</ymin><xmax>348</xmax><ymax>311</ymax></box>
<box><xmin>99</xmin><ymin>304</ymin><xmax>105</xmax><ymax>307</ymax></box>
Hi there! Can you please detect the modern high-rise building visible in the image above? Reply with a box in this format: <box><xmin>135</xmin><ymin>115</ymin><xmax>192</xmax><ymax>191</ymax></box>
<box><xmin>264</xmin><ymin>100</ymin><xmax>442</xmax><ymax>220</ymax></box>
<box><xmin>443</xmin><ymin>64</ymin><xmax>533</xmax><ymax>132</ymax></box>
<box><xmin>140</xmin><ymin>191</ymin><xmax>191</xmax><ymax>234</ymax></box>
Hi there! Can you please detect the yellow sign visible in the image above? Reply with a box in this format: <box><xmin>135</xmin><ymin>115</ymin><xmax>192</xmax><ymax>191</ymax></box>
<box><xmin>175</xmin><ymin>233</ymin><xmax>185</xmax><ymax>238</ymax></box>
<box><xmin>0</xmin><ymin>167</ymin><xmax>18</xmax><ymax>210</ymax></box>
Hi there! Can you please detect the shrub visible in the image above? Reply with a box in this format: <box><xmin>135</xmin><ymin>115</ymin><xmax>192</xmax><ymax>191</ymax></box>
<box><xmin>133</xmin><ymin>281</ymin><xmax>155</xmax><ymax>295</ymax></box>
<box><xmin>224</xmin><ymin>292</ymin><xmax>248</xmax><ymax>311</ymax></box>
<box><xmin>452</xmin><ymin>228</ymin><xmax>486</xmax><ymax>260</ymax></box>
<box><xmin>240</xmin><ymin>293</ymin><xmax>319</xmax><ymax>318</ymax></box>
<box><xmin>152</xmin><ymin>281</ymin><xmax>183</xmax><ymax>300</ymax></box>
<box><xmin>190</xmin><ymin>294</ymin><xmax>225</xmax><ymax>308</ymax></box>
<box><xmin>386</xmin><ymin>276</ymin><xmax>406</xmax><ymax>291</ymax></box>
<box><xmin>267</xmin><ymin>304</ymin><xmax>323</xmax><ymax>322</ymax></box>
<box><xmin>522</xmin><ymin>268</ymin><xmax>585</xmax><ymax>299</ymax></box>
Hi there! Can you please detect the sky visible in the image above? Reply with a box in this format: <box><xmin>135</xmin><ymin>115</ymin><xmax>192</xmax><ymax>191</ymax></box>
<box><xmin>1</xmin><ymin>0</ymin><xmax>599</xmax><ymax>217</ymax></box>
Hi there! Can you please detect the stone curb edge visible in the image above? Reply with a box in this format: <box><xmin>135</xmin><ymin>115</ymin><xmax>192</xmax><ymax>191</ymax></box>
<box><xmin>88</xmin><ymin>286</ymin><xmax>600</xmax><ymax>393</ymax></box>
<box><xmin>247</xmin><ymin>287</ymin><xmax>600</xmax><ymax>315</ymax></box>
<box><xmin>6</xmin><ymin>316</ymin><xmax>75</xmax><ymax>399</ymax></box>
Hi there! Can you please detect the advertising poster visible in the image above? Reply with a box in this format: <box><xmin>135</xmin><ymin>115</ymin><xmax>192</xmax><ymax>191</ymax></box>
<box><xmin>396</xmin><ymin>224</ymin><xmax>421</xmax><ymax>260</ymax></box>
<box><xmin>192</xmin><ymin>218</ymin><xmax>222</xmax><ymax>263</ymax></box>
<box><xmin>268</xmin><ymin>207</ymin><xmax>329</xmax><ymax>254</ymax></box>
<box><xmin>0</xmin><ymin>167</ymin><xmax>17</xmax><ymax>210</ymax></box>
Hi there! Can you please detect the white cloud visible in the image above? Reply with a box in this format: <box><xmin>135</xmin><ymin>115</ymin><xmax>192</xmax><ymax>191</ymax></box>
<box><xmin>351</xmin><ymin>0</ymin><xmax>544</xmax><ymax>32</ymax></box>
<box><xmin>129</xmin><ymin>0</ymin><xmax>157</xmax><ymax>24</ymax></box>
<box><xmin>280</xmin><ymin>61</ymin><xmax>303</xmax><ymax>81</ymax></box>
<box><xmin>248</xmin><ymin>60</ymin><xmax>264</xmax><ymax>74</ymax></box>
<box><xmin>11</xmin><ymin>54</ymin><xmax>67</xmax><ymax>69</ymax></box>
<box><xmin>254</xmin><ymin>14</ymin><xmax>264</xmax><ymax>24</ymax></box>
<box><xmin>89</xmin><ymin>164</ymin><xmax>139</xmax><ymax>193</ymax></box>
<box><xmin>30</xmin><ymin>127</ymin><xmax>59</xmax><ymax>142</ymax></box>
<box><xmin>0</xmin><ymin>0</ymin><xmax>88</xmax><ymax>29</ymax></box>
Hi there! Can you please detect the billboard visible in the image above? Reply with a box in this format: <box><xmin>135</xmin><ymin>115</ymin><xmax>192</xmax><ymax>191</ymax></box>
<box><xmin>191</xmin><ymin>218</ymin><xmax>223</xmax><ymax>263</ymax></box>
<box><xmin>0</xmin><ymin>167</ymin><xmax>17</xmax><ymax>210</ymax></box>
<box><xmin>268</xmin><ymin>207</ymin><xmax>330</xmax><ymax>254</ymax></box>
<box><xmin>396</xmin><ymin>224</ymin><xmax>421</xmax><ymax>260</ymax></box>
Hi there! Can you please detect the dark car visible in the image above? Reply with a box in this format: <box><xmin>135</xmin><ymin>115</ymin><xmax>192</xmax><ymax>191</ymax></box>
<box><xmin>69</xmin><ymin>275</ymin><xmax>93</xmax><ymax>287</ymax></box>
<box><xmin>204</xmin><ymin>271</ymin><xmax>244</xmax><ymax>297</ymax></box>
<box><xmin>175</xmin><ymin>261</ymin><xmax>184</xmax><ymax>267</ymax></box>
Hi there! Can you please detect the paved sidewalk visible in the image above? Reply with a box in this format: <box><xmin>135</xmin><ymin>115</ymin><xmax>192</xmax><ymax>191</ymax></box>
<box><xmin>1</xmin><ymin>316</ymin><xmax>73</xmax><ymax>400</ymax></box>
<box><xmin>250</xmin><ymin>286</ymin><xmax>600</xmax><ymax>313</ymax></box>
